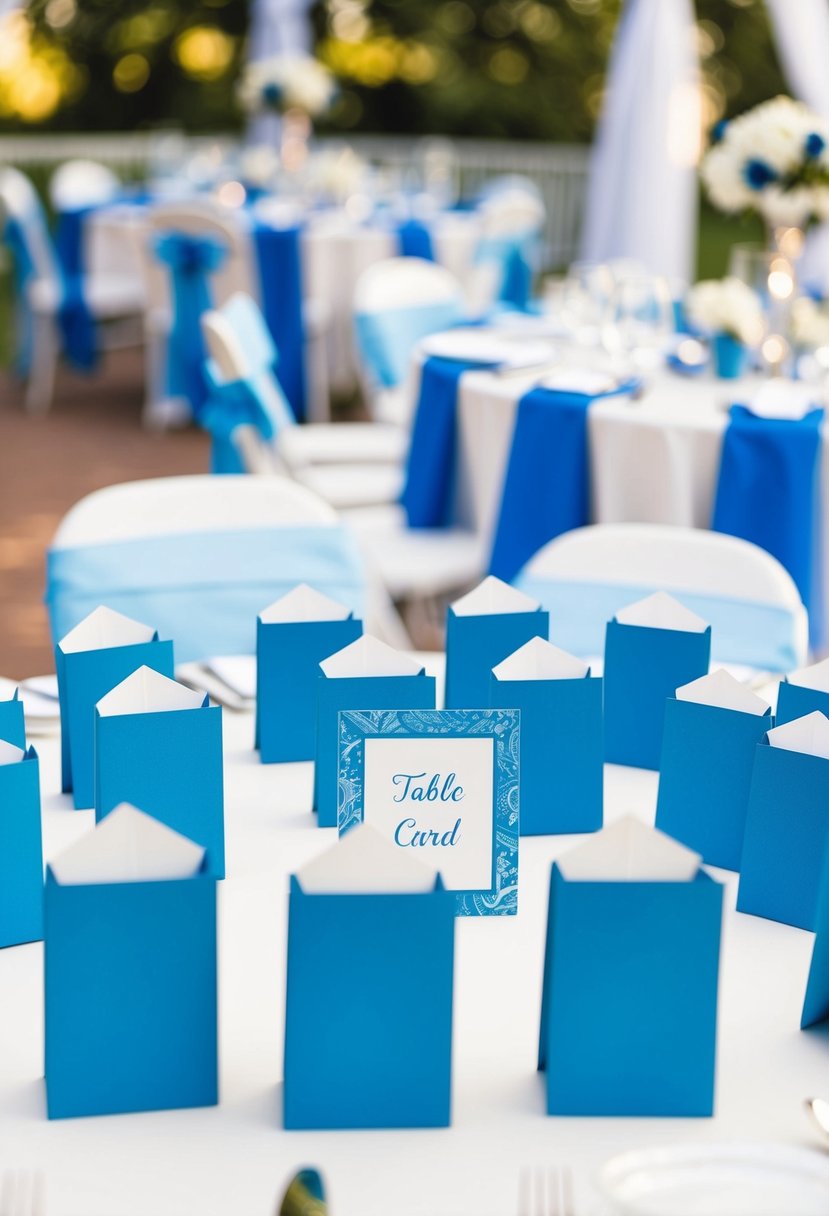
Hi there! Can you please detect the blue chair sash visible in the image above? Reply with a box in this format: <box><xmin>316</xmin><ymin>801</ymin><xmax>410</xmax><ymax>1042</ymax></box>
<box><xmin>401</xmin><ymin>355</ymin><xmax>497</xmax><ymax>529</ymax></box>
<box><xmin>354</xmin><ymin>299</ymin><xmax>463</xmax><ymax>389</ymax></box>
<box><xmin>511</xmin><ymin>576</ymin><xmax>801</xmax><ymax>674</ymax></box>
<box><xmin>201</xmin><ymin>370</ymin><xmax>277</xmax><ymax>474</ymax></box>
<box><xmin>3</xmin><ymin>217</ymin><xmax>36</xmax><ymax>376</ymax></box>
<box><xmin>712</xmin><ymin>404</ymin><xmax>823</xmax><ymax>634</ymax></box>
<box><xmin>155</xmin><ymin>232</ymin><xmax>227</xmax><ymax>420</ymax></box>
<box><xmin>252</xmin><ymin>223</ymin><xmax>307</xmax><ymax>422</ymax></box>
<box><xmin>55</xmin><ymin>206</ymin><xmax>94</xmax><ymax>280</ymax></box>
<box><xmin>474</xmin><ymin>233</ymin><xmax>537</xmax><ymax>312</ymax></box>
<box><xmin>397</xmin><ymin>218</ymin><xmax>435</xmax><ymax>261</ymax></box>
<box><xmin>46</xmin><ymin>525</ymin><xmax>366</xmax><ymax>663</ymax></box>
<box><xmin>489</xmin><ymin>380</ymin><xmax>639</xmax><ymax>583</ymax></box>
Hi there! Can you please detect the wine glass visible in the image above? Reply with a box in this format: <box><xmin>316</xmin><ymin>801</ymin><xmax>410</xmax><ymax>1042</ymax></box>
<box><xmin>601</xmin><ymin>273</ymin><xmax>674</xmax><ymax>375</ymax></box>
<box><xmin>561</xmin><ymin>261</ymin><xmax>615</xmax><ymax>346</ymax></box>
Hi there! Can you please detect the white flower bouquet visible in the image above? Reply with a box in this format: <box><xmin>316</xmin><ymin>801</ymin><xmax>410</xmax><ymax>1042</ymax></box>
<box><xmin>686</xmin><ymin>277</ymin><xmax>765</xmax><ymax>345</ymax></box>
<box><xmin>791</xmin><ymin>296</ymin><xmax>829</xmax><ymax>349</ymax></box>
<box><xmin>701</xmin><ymin>96</ymin><xmax>829</xmax><ymax>231</ymax></box>
<box><xmin>238</xmin><ymin>54</ymin><xmax>336</xmax><ymax>119</ymax></box>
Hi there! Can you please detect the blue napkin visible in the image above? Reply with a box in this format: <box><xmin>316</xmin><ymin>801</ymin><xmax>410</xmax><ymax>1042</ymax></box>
<box><xmin>712</xmin><ymin>404</ymin><xmax>823</xmax><ymax>619</ymax></box>
<box><xmin>401</xmin><ymin>356</ymin><xmax>493</xmax><ymax>528</ymax></box>
<box><xmin>154</xmin><ymin>232</ymin><xmax>227</xmax><ymax>419</ymax></box>
<box><xmin>490</xmin><ymin>380</ymin><xmax>636</xmax><ymax>582</ymax></box>
<box><xmin>252</xmin><ymin>223</ymin><xmax>307</xmax><ymax>421</ymax></box>
<box><xmin>397</xmin><ymin>218</ymin><xmax>434</xmax><ymax>261</ymax></box>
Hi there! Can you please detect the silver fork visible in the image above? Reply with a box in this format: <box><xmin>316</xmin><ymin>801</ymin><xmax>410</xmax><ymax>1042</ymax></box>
<box><xmin>518</xmin><ymin>1166</ymin><xmax>574</xmax><ymax>1216</ymax></box>
<box><xmin>0</xmin><ymin>1172</ymin><xmax>45</xmax><ymax>1216</ymax></box>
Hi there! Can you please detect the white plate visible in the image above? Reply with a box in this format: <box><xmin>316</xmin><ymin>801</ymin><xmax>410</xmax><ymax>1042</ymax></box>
<box><xmin>420</xmin><ymin>328</ymin><xmax>556</xmax><ymax>369</ymax></box>
<box><xmin>0</xmin><ymin>675</ymin><xmax>60</xmax><ymax>725</ymax></box>
<box><xmin>600</xmin><ymin>1142</ymin><xmax>829</xmax><ymax>1216</ymax></box>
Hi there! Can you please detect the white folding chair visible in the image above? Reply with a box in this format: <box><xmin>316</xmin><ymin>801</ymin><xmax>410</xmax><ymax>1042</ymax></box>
<box><xmin>0</xmin><ymin>167</ymin><xmax>145</xmax><ymax>414</ymax></box>
<box><xmin>51</xmin><ymin>474</ymin><xmax>410</xmax><ymax>651</ymax></box>
<box><xmin>201</xmin><ymin>293</ymin><xmax>405</xmax><ymax>510</ymax></box>
<box><xmin>515</xmin><ymin>524</ymin><xmax>808</xmax><ymax>673</ymax></box>
<box><xmin>353</xmin><ymin>256</ymin><xmax>464</xmax><ymax>425</ymax></box>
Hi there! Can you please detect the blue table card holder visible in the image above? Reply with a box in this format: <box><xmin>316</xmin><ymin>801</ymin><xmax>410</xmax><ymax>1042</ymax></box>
<box><xmin>802</xmin><ymin>842</ymin><xmax>829</xmax><ymax>1030</ymax></box>
<box><xmin>314</xmin><ymin>636</ymin><xmax>436</xmax><ymax>828</ymax></box>
<box><xmin>539</xmin><ymin>816</ymin><xmax>722</xmax><ymax>1116</ymax></box>
<box><xmin>256</xmin><ymin>583</ymin><xmax>363</xmax><ymax>763</ymax></box>
<box><xmin>94</xmin><ymin>666</ymin><xmax>225</xmax><ymax>878</ymax></box>
<box><xmin>56</xmin><ymin>606</ymin><xmax>174</xmax><ymax>809</ymax></box>
<box><xmin>489</xmin><ymin>637</ymin><xmax>602</xmax><ymax>835</ymax></box>
<box><xmin>446</xmin><ymin>576</ymin><xmax>548</xmax><ymax>709</ymax></box>
<box><xmin>604</xmin><ymin>592</ymin><xmax>711</xmax><ymax>770</ymax></box>
<box><xmin>0</xmin><ymin>741</ymin><xmax>44</xmax><ymax>948</ymax></box>
<box><xmin>284</xmin><ymin>825</ymin><xmax>454</xmax><ymax>1129</ymax></box>
<box><xmin>776</xmin><ymin>660</ymin><xmax>829</xmax><ymax>727</ymax></box>
<box><xmin>45</xmin><ymin>803</ymin><xmax>217</xmax><ymax>1119</ymax></box>
<box><xmin>738</xmin><ymin>712</ymin><xmax>829</xmax><ymax>930</ymax></box>
<box><xmin>655</xmin><ymin>669</ymin><xmax>772</xmax><ymax>870</ymax></box>
<box><xmin>0</xmin><ymin>688</ymin><xmax>26</xmax><ymax>749</ymax></box>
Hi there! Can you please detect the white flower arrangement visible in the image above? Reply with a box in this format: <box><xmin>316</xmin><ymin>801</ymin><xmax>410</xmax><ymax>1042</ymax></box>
<box><xmin>686</xmin><ymin>277</ymin><xmax>765</xmax><ymax>345</ymax></box>
<box><xmin>238</xmin><ymin>54</ymin><xmax>336</xmax><ymax>119</ymax></box>
<box><xmin>791</xmin><ymin>296</ymin><xmax>829</xmax><ymax>349</ymax></box>
<box><xmin>701</xmin><ymin>96</ymin><xmax>829</xmax><ymax>231</ymax></box>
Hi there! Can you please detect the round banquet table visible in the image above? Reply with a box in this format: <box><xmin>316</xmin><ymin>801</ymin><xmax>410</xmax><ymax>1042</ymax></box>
<box><xmin>0</xmin><ymin>658</ymin><xmax>824</xmax><ymax>1216</ymax></box>
<box><xmin>437</xmin><ymin>362</ymin><xmax>829</xmax><ymax>640</ymax></box>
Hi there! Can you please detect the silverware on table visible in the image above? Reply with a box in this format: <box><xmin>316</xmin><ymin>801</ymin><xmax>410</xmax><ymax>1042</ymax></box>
<box><xmin>0</xmin><ymin>1171</ymin><xmax>45</xmax><ymax>1216</ymax></box>
<box><xmin>518</xmin><ymin>1166</ymin><xmax>574</xmax><ymax>1216</ymax></box>
<box><xmin>175</xmin><ymin>663</ymin><xmax>250</xmax><ymax>711</ymax></box>
<box><xmin>277</xmin><ymin>1168</ymin><xmax>328</xmax><ymax>1216</ymax></box>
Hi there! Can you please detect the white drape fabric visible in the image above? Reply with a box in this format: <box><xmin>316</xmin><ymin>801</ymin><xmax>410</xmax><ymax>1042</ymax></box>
<box><xmin>580</xmin><ymin>0</ymin><xmax>701</xmax><ymax>285</ymax></box>
<box><xmin>248</xmin><ymin>0</ymin><xmax>313</xmax><ymax>58</ymax></box>
<box><xmin>765</xmin><ymin>0</ymin><xmax>829</xmax><ymax>292</ymax></box>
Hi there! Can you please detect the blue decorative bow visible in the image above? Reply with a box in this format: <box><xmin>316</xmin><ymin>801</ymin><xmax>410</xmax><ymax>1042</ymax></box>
<box><xmin>155</xmin><ymin>231</ymin><xmax>227</xmax><ymax>420</ymax></box>
<box><xmin>201</xmin><ymin>371</ymin><xmax>276</xmax><ymax>474</ymax></box>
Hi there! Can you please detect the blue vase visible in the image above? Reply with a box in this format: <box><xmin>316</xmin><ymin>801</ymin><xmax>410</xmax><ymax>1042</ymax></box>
<box><xmin>713</xmin><ymin>332</ymin><xmax>748</xmax><ymax>379</ymax></box>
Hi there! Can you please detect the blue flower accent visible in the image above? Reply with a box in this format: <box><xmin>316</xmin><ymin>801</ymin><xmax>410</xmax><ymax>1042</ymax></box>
<box><xmin>710</xmin><ymin>119</ymin><xmax>728</xmax><ymax>145</ymax></box>
<box><xmin>262</xmin><ymin>82</ymin><xmax>283</xmax><ymax>107</ymax></box>
<box><xmin>806</xmin><ymin>132</ymin><xmax>826</xmax><ymax>159</ymax></box>
<box><xmin>743</xmin><ymin>158</ymin><xmax>778</xmax><ymax>190</ymax></box>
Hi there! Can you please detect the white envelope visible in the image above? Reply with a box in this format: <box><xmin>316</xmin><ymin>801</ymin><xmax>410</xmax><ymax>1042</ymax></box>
<box><xmin>59</xmin><ymin>605</ymin><xmax>156</xmax><ymax>654</ymax></box>
<box><xmin>787</xmin><ymin>658</ymin><xmax>829</xmax><ymax>693</ymax></box>
<box><xmin>492</xmin><ymin>636</ymin><xmax>588</xmax><ymax>682</ymax></box>
<box><xmin>676</xmin><ymin>668</ymin><xmax>770</xmax><ymax>716</ymax></box>
<box><xmin>747</xmin><ymin>380</ymin><xmax>818</xmax><ymax>421</ymax></box>
<box><xmin>96</xmin><ymin>666</ymin><xmax>205</xmax><ymax>716</ymax></box>
<box><xmin>616</xmin><ymin>591</ymin><xmax>708</xmax><ymax>634</ymax></box>
<box><xmin>767</xmin><ymin>711</ymin><xmax>829</xmax><ymax>761</ymax></box>
<box><xmin>50</xmin><ymin>803</ymin><xmax>205</xmax><ymax>885</ymax></box>
<box><xmin>259</xmin><ymin>583</ymin><xmax>352</xmax><ymax>624</ymax></box>
<box><xmin>320</xmin><ymin>635</ymin><xmax>422</xmax><ymax>679</ymax></box>
<box><xmin>452</xmin><ymin>575</ymin><xmax>540</xmax><ymax>618</ymax></box>
<box><xmin>298</xmin><ymin>823</ymin><xmax>437</xmax><ymax>894</ymax></box>
<box><xmin>557</xmin><ymin>815</ymin><xmax>702</xmax><ymax>882</ymax></box>
<box><xmin>0</xmin><ymin>739</ymin><xmax>25</xmax><ymax>767</ymax></box>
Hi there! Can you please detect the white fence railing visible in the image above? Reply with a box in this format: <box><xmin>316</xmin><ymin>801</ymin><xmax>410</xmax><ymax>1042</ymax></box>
<box><xmin>0</xmin><ymin>131</ymin><xmax>590</xmax><ymax>267</ymax></box>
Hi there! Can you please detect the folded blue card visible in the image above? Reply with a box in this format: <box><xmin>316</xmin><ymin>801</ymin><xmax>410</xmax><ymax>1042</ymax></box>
<box><xmin>775</xmin><ymin>679</ymin><xmax>829</xmax><ymax>727</ymax></box>
<box><xmin>445</xmin><ymin>585</ymin><xmax>548</xmax><ymax>709</ymax></box>
<box><xmin>0</xmin><ymin>688</ymin><xmax>26</xmax><ymax>750</ymax></box>
<box><xmin>738</xmin><ymin>732</ymin><xmax>829</xmax><ymax>930</ymax></box>
<box><xmin>256</xmin><ymin>608</ymin><xmax>362</xmax><ymax>763</ymax></box>
<box><xmin>314</xmin><ymin>643</ymin><xmax>436</xmax><ymax>828</ymax></box>
<box><xmin>802</xmin><ymin>843</ymin><xmax>829</xmax><ymax>1029</ymax></box>
<box><xmin>45</xmin><ymin>861</ymin><xmax>218</xmax><ymax>1119</ymax></box>
<box><xmin>284</xmin><ymin>874</ymin><xmax>454</xmax><ymax>1129</ymax></box>
<box><xmin>489</xmin><ymin>661</ymin><xmax>602</xmax><ymax>836</ymax></box>
<box><xmin>94</xmin><ymin>674</ymin><xmax>225</xmax><ymax>878</ymax></box>
<box><xmin>604</xmin><ymin>616</ymin><xmax>711</xmax><ymax>770</ymax></box>
<box><xmin>57</xmin><ymin>611</ymin><xmax>174</xmax><ymax>809</ymax></box>
<box><xmin>656</xmin><ymin>697</ymin><xmax>772</xmax><ymax>871</ymax></box>
<box><xmin>0</xmin><ymin>746</ymin><xmax>43</xmax><ymax>948</ymax></box>
<box><xmin>538</xmin><ymin>862</ymin><xmax>722</xmax><ymax>1116</ymax></box>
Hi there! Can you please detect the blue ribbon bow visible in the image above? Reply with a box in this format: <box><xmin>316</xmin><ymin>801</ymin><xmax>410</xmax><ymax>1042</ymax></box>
<box><xmin>201</xmin><ymin>372</ymin><xmax>276</xmax><ymax>474</ymax></box>
<box><xmin>155</xmin><ymin>231</ymin><xmax>227</xmax><ymax>420</ymax></box>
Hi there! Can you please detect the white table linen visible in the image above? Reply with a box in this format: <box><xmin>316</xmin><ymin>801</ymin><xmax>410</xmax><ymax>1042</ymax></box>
<box><xmin>0</xmin><ymin>664</ymin><xmax>823</xmax><ymax>1216</ymax></box>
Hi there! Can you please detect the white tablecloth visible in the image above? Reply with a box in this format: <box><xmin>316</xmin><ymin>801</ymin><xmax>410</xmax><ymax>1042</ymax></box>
<box><xmin>0</xmin><ymin>667</ymin><xmax>823</xmax><ymax>1216</ymax></box>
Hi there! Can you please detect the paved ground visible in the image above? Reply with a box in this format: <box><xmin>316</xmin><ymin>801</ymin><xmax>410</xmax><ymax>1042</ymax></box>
<box><xmin>0</xmin><ymin>350</ymin><xmax>208</xmax><ymax>678</ymax></box>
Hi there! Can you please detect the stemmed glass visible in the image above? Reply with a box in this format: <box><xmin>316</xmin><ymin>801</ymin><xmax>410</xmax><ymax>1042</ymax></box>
<box><xmin>601</xmin><ymin>273</ymin><xmax>674</xmax><ymax>376</ymax></box>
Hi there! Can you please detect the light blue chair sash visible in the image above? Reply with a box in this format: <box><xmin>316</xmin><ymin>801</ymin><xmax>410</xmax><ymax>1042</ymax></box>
<box><xmin>401</xmin><ymin>355</ymin><xmax>497</xmax><ymax>528</ymax></box>
<box><xmin>712</xmin><ymin>404</ymin><xmax>822</xmax><ymax>642</ymax></box>
<box><xmin>46</xmin><ymin>525</ymin><xmax>366</xmax><ymax>663</ymax></box>
<box><xmin>3</xmin><ymin>214</ymin><xmax>97</xmax><ymax>372</ymax></box>
<box><xmin>154</xmin><ymin>231</ymin><xmax>227</xmax><ymax>420</ymax></box>
<box><xmin>397</xmin><ymin>218</ymin><xmax>434</xmax><ymax>261</ymax></box>
<box><xmin>489</xmin><ymin>380</ymin><xmax>639</xmax><ymax>583</ymax></box>
<box><xmin>252</xmin><ymin>223</ymin><xmax>307</xmax><ymax>422</ymax></box>
<box><xmin>474</xmin><ymin>232</ymin><xmax>538</xmax><ymax>312</ymax></box>
<box><xmin>511</xmin><ymin>576</ymin><xmax>801</xmax><ymax>673</ymax></box>
<box><xmin>201</xmin><ymin>367</ymin><xmax>277</xmax><ymax>474</ymax></box>
<box><xmin>354</xmin><ymin>299</ymin><xmax>463</xmax><ymax>389</ymax></box>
